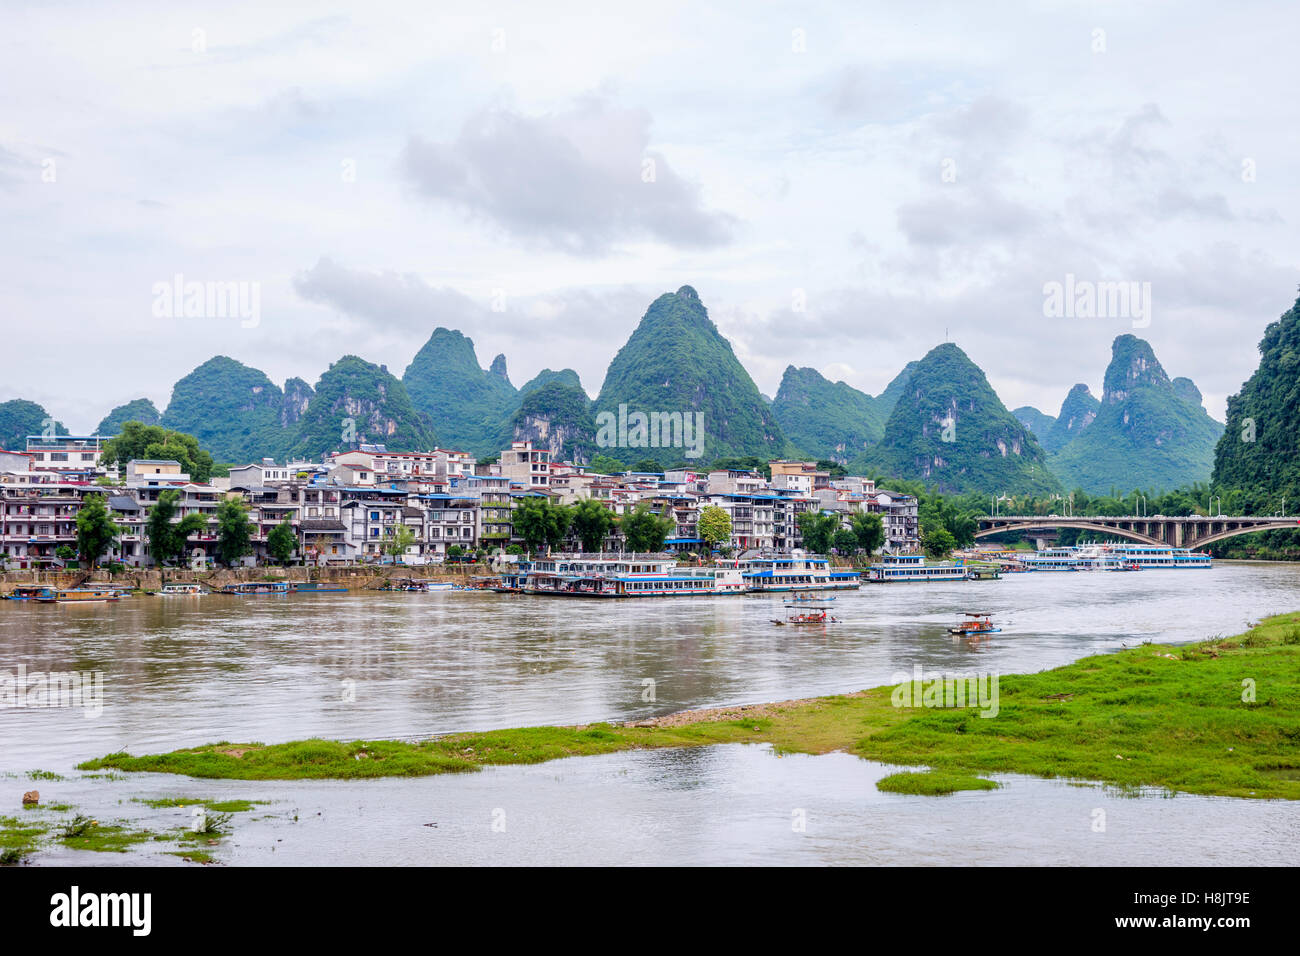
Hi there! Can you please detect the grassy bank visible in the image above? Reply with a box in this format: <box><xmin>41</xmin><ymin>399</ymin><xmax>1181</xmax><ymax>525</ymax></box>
<box><xmin>80</xmin><ymin>613</ymin><xmax>1300</xmax><ymax>799</ymax></box>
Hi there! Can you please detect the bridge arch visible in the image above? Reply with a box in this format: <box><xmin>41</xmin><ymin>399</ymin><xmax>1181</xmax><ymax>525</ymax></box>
<box><xmin>974</xmin><ymin>521</ymin><xmax>1162</xmax><ymax>545</ymax></box>
<box><xmin>1192</xmin><ymin>521</ymin><xmax>1300</xmax><ymax>548</ymax></box>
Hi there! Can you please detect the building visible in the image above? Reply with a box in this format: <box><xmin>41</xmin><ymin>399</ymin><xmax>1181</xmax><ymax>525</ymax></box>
<box><xmin>500</xmin><ymin>440</ymin><xmax>551</xmax><ymax>489</ymax></box>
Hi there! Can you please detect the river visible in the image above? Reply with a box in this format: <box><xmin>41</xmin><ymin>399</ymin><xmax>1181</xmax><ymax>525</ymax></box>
<box><xmin>2</xmin><ymin>561</ymin><xmax>1297</xmax><ymax>865</ymax></box>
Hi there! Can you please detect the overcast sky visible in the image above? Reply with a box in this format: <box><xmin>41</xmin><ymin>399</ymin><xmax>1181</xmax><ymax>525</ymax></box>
<box><xmin>3</xmin><ymin>0</ymin><xmax>1297</xmax><ymax>433</ymax></box>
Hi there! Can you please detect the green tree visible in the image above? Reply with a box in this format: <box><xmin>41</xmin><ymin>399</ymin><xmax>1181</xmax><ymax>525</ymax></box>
<box><xmin>145</xmin><ymin>489</ymin><xmax>207</xmax><ymax>566</ymax></box>
<box><xmin>512</xmin><ymin>497</ymin><xmax>572</xmax><ymax>553</ymax></box>
<box><xmin>832</xmin><ymin>528</ymin><xmax>858</xmax><ymax>555</ymax></box>
<box><xmin>698</xmin><ymin>505</ymin><xmax>732</xmax><ymax>551</ymax></box>
<box><xmin>620</xmin><ymin>505</ymin><xmax>674</xmax><ymax>553</ymax></box>
<box><xmin>215</xmin><ymin>497</ymin><xmax>254</xmax><ymax>566</ymax></box>
<box><xmin>590</xmin><ymin>454</ymin><xmax>626</xmax><ymax>474</ymax></box>
<box><xmin>922</xmin><ymin>526</ymin><xmax>957</xmax><ymax>559</ymax></box>
<box><xmin>75</xmin><ymin>494</ymin><xmax>121</xmax><ymax>569</ymax></box>
<box><xmin>633</xmin><ymin>459</ymin><xmax>660</xmax><ymax>473</ymax></box>
<box><xmin>55</xmin><ymin>545</ymin><xmax>76</xmax><ymax>562</ymax></box>
<box><xmin>99</xmin><ymin>421</ymin><xmax>216</xmax><ymax>483</ymax></box>
<box><xmin>267</xmin><ymin>520</ymin><xmax>298</xmax><ymax>565</ymax></box>
<box><xmin>849</xmin><ymin>512</ymin><xmax>885</xmax><ymax>555</ymax></box>
<box><xmin>570</xmin><ymin>499</ymin><xmax>614</xmax><ymax>552</ymax></box>
<box><xmin>382</xmin><ymin>524</ymin><xmax>416</xmax><ymax>564</ymax></box>
<box><xmin>796</xmin><ymin>511</ymin><xmax>840</xmax><ymax>554</ymax></box>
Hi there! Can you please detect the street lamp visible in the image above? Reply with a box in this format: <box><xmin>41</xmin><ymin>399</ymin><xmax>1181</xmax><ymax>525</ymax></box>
<box><xmin>1209</xmin><ymin>495</ymin><xmax>1221</xmax><ymax>518</ymax></box>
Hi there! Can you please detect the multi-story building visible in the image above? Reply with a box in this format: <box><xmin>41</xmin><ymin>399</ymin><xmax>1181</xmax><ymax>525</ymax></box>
<box><xmin>500</xmin><ymin>440</ymin><xmax>551</xmax><ymax>489</ymax></box>
<box><xmin>25</xmin><ymin>435</ymin><xmax>110</xmax><ymax>475</ymax></box>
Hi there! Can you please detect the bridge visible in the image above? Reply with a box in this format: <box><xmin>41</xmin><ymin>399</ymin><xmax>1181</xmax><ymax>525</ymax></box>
<box><xmin>976</xmin><ymin>514</ymin><xmax>1300</xmax><ymax>550</ymax></box>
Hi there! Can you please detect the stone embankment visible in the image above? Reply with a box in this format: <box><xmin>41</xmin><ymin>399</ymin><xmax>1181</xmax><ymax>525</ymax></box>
<box><xmin>0</xmin><ymin>564</ymin><xmax>488</xmax><ymax>595</ymax></box>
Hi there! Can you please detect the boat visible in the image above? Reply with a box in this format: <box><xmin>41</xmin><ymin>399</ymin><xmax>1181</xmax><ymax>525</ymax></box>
<box><xmin>865</xmin><ymin>553</ymin><xmax>970</xmax><ymax>582</ymax></box>
<box><xmin>378</xmin><ymin>578</ymin><xmax>458</xmax><ymax>592</ymax></box>
<box><xmin>218</xmin><ymin>581</ymin><xmax>291</xmax><ymax>595</ymax></box>
<box><xmin>772</xmin><ymin>609</ymin><xmax>838</xmax><ymax>625</ymax></box>
<box><xmin>290</xmin><ymin>582</ymin><xmax>348</xmax><ymax>594</ymax></box>
<box><xmin>3</xmin><ymin>586</ymin><xmax>49</xmax><ymax>601</ymax></box>
<box><xmin>732</xmin><ymin>552</ymin><xmax>861</xmax><ymax>592</ymax></box>
<box><xmin>948</xmin><ymin>612</ymin><xmax>1001</xmax><ymax>635</ymax></box>
<box><xmin>784</xmin><ymin>594</ymin><xmax>836</xmax><ymax>607</ymax></box>
<box><xmin>499</xmin><ymin>556</ymin><xmax>749</xmax><ymax>597</ymax></box>
<box><xmin>964</xmin><ymin>564</ymin><xmax>1002</xmax><ymax>580</ymax></box>
<box><xmin>35</xmin><ymin>587</ymin><xmax>122</xmax><ymax>604</ymax></box>
<box><xmin>159</xmin><ymin>583</ymin><xmax>210</xmax><ymax>596</ymax></box>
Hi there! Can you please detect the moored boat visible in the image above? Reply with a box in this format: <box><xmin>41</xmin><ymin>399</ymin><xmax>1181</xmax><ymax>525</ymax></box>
<box><xmin>219</xmin><ymin>581</ymin><xmax>291</xmax><ymax>595</ymax></box>
<box><xmin>159</xmin><ymin>583</ymin><xmax>210</xmax><ymax>596</ymax></box>
<box><xmin>35</xmin><ymin>587</ymin><xmax>122</xmax><ymax>604</ymax></box>
<box><xmin>291</xmin><ymin>582</ymin><xmax>348</xmax><ymax>594</ymax></box>
<box><xmin>865</xmin><ymin>553</ymin><xmax>969</xmax><ymax>582</ymax></box>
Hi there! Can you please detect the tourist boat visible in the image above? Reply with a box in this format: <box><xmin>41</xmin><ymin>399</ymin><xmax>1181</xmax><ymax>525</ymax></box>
<box><xmin>159</xmin><ymin>583</ymin><xmax>210</xmax><ymax>596</ymax></box>
<box><xmin>290</xmin><ymin>582</ymin><xmax>348</xmax><ymax>594</ymax></box>
<box><xmin>864</xmin><ymin>553</ymin><xmax>969</xmax><ymax>582</ymax></box>
<box><xmin>502</xmin><ymin>556</ymin><xmax>749</xmax><ymax>598</ymax></box>
<box><xmin>1109</xmin><ymin>545</ymin><xmax>1211</xmax><ymax>568</ymax></box>
<box><xmin>964</xmin><ymin>564</ymin><xmax>1003</xmax><ymax>580</ymax></box>
<box><xmin>1016</xmin><ymin>547</ymin><xmax>1084</xmax><ymax>571</ymax></box>
<box><xmin>3</xmin><ymin>586</ymin><xmax>48</xmax><ymax>601</ymax></box>
<box><xmin>1018</xmin><ymin>544</ymin><xmax>1209</xmax><ymax>570</ymax></box>
<box><xmin>948</xmin><ymin>612</ymin><xmax>1000</xmax><ymax>635</ymax></box>
<box><xmin>34</xmin><ymin>587</ymin><xmax>122</xmax><ymax>604</ymax></box>
<box><xmin>218</xmin><ymin>581</ymin><xmax>291</xmax><ymax>595</ymax></box>
<box><xmin>731</xmin><ymin>552</ymin><xmax>861</xmax><ymax>592</ymax></box>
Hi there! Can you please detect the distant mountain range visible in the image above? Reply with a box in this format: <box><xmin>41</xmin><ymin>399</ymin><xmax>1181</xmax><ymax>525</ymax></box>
<box><xmin>4</xmin><ymin>285</ymin><xmax>1256</xmax><ymax>496</ymax></box>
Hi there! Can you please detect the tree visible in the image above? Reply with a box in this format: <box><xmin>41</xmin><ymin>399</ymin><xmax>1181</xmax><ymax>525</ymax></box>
<box><xmin>832</xmin><ymin>528</ymin><xmax>858</xmax><ymax>555</ymax></box>
<box><xmin>55</xmin><ymin>545</ymin><xmax>76</xmax><ymax>562</ymax></box>
<box><xmin>382</xmin><ymin>524</ymin><xmax>415</xmax><ymax>564</ymax></box>
<box><xmin>633</xmin><ymin>458</ymin><xmax>660</xmax><ymax>473</ymax></box>
<box><xmin>570</xmin><ymin>499</ymin><xmax>614</xmax><ymax>552</ymax></box>
<box><xmin>512</xmin><ymin>497</ymin><xmax>571</xmax><ymax>553</ymax></box>
<box><xmin>922</xmin><ymin>526</ymin><xmax>957</xmax><ymax>559</ymax></box>
<box><xmin>620</xmin><ymin>505</ymin><xmax>674</xmax><ymax>553</ymax></box>
<box><xmin>698</xmin><ymin>505</ymin><xmax>732</xmax><ymax>551</ymax></box>
<box><xmin>215</xmin><ymin>497</ymin><xmax>254</xmax><ymax>566</ymax></box>
<box><xmin>99</xmin><ymin>421</ymin><xmax>216</xmax><ymax>483</ymax></box>
<box><xmin>145</xmin><ymin>489</ymin><xmax>206</xmax><ymax>566</ymax></box>
<box><xmin>590</xmin><ymin>454</ymin><xmax>626</xmax><ymax>474</ymax></box>
<box><xmin>796</xmin><ymin>511</ymin><xmax>840</xmax><ymax>554</ymax></box>
<box><xmin>75</xmin><ymin>494</ymin><xmax>121</xmax><ymax>569</ymax></box>
<box><xmin>850</xmin><ymin>512</ymin><xmax>885</xmax><ymax>556</ymax></box>
<box><xmin>267</xmin><ymin>520</ymin><xmax>298</xmax><ymax>565</ymax></box>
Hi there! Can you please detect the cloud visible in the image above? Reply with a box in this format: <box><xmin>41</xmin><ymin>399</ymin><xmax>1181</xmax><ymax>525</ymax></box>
<box><xmin>401</xmin><ymin>97</ymin><xmax>736</xmax><ymax>255</ymax></box>
<box><xmin>292</xmin><ymin>257</ymin><xmax>487</xmax><ymax>333</ymax></box>
<box><xmin>896</xmin><ymin>191</ymin><xmax>1042</xmax><ymax>247</ymax></box>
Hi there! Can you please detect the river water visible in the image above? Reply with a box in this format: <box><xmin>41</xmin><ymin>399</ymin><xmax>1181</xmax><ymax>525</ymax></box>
<box><xmin>2</xmin><ymin>562</ymin><xmax>1297</xmax><ymax>865</ymax></box>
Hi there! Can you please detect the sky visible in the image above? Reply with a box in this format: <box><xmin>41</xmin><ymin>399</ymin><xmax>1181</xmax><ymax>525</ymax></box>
<box><xmin>3</xmin><ymin>0</ymin><xmax>1298</xmax><ymax>433</ymax></box>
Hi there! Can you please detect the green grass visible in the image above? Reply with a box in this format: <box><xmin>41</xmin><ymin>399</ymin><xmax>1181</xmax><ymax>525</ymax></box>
<box><xmin>877</xmin><ymin>771</ymin><xmax>999</xmax><ymax>795</ymax></box>
<box><xmin>79</xmin><ymin>612</ymin><xmax>1300</xmax><ymax>800</ymax></box>
<box><xmin>60</xmin><ymin>821</ymin><xmax>153</xmax><ymax>853</ymax></box>
<box><xmin>0</xmin><ymin>815</ymin><xmax>48</xmax><ymax>864</ymax></box>
<box><xmin>134</xmin><ymin>797</ymin><xmax>263</xmax><ymax>813</ymax></box>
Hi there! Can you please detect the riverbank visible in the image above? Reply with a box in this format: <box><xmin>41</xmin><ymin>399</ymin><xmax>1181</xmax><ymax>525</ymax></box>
<box><xmin>81</xmin><ymin>612</ymin><xmax>1300</xmax><ymax>799</ymax></box>
<box><xmin>0</xmin><ymin>563</ymin><xmax>486</xmax><ymax>596</ymax></box>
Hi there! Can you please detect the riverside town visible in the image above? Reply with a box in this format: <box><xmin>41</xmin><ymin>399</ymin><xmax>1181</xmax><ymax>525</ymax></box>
<box><xmin>1</xmin><ymin>0</ymin><xmax>1294</xmax><ymax>924</ymax></box>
